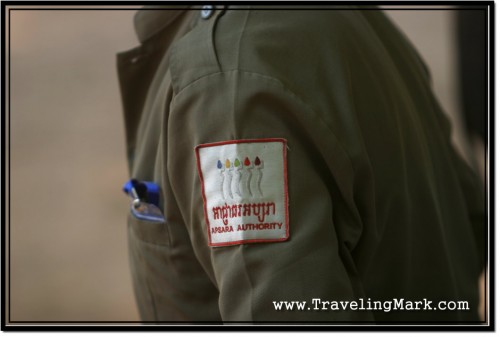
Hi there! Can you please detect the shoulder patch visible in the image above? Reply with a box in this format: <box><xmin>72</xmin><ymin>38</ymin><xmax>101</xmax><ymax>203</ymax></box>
<box><xmin>195</xmin><ymin>139</ymin><xmax>289</xmax><ymax>247</ymax></box>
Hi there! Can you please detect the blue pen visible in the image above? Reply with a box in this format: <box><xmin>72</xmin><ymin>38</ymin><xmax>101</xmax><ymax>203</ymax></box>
<box><xmin>123</xmin><ymin>179</ymin><xmax>164</xmax><ymax>222</ymax></box>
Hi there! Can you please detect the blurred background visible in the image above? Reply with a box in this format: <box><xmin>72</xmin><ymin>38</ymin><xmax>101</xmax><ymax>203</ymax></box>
<box><xmin>7</xmin><ymin>7</ymin><xmax>487</xmax><ymax>322</ymax></box>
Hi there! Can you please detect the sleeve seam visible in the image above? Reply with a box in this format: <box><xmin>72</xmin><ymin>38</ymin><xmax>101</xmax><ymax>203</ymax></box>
<box><xmin>173</xmin><ymin>69</ymin><xmax>356</xmax><ymax>176</ymax></box>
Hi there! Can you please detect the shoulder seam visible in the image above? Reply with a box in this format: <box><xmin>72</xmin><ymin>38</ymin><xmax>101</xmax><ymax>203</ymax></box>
<box><xmin>173</xmin><ymin>69</ymin><xmax>355</xmax><ymax>178</ymax></box>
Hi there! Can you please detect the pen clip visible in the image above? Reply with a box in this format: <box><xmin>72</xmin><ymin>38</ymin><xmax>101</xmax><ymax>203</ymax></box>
<box><xmin>130</xmin><ymin>186</ymin><xmax>142</xmax><ymax>209</ymax></box>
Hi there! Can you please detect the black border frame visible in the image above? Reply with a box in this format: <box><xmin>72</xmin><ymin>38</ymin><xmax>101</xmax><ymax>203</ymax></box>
<box><xmin>1</xmin><ymin>1</ymin><xmax>494</xmax><ymax>332</ymax></box>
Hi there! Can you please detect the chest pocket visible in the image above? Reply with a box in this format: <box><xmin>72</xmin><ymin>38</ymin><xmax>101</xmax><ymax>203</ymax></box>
<box><xmin>127</xmin><ymin>213</ymin><xmax>170</xmax><ymax>246</ymax></box>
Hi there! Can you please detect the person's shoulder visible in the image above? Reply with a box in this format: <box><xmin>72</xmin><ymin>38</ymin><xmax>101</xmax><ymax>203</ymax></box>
<box><xmin>215</xmin><ymin>7</ymin><xmax>361</xmax><ymax>69</ymax></box>
<box><xmin>169</xmin><ymin>6</ymin><xmax>405</xmax><ymax>101</ymax></box>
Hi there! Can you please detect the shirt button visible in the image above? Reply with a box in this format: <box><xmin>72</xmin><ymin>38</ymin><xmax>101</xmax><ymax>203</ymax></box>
<box><xmin>201</xmin><ymin>5</ymin><xmax>214</xmax><ymax>19</ymax></box>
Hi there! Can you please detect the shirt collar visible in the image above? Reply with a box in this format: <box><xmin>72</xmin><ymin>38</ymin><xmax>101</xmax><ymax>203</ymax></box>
<box><xmin>134</xmin><ymin>6</ymin><xmax>189</xmax><ymax>43</ymax></box>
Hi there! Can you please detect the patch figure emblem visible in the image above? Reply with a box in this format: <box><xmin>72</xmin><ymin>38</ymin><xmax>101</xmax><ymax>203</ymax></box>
<box><xmin>195</xmin><ymin>139</ymin><xmax>289</xmax><ymax>246</ymax></box>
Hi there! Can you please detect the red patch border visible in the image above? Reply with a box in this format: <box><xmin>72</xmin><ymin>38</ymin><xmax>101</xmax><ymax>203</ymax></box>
<box><xmin>195</xmin><ymin>138</ymin><xmax>289</xmax><ymax>247</ymax></box>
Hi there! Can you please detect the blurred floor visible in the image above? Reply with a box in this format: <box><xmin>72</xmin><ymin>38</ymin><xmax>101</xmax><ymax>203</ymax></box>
<box><xmin>7</xmin><ymin>8</ymin><xmax>478</xmax><ymax>322</ymax></box>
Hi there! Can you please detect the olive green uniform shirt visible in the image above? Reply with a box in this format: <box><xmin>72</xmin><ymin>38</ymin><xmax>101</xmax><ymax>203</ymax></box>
<box><xmin>117</xmin><ymin>6</ymin><xmax>485</xmax><ymax>322</ymax></box>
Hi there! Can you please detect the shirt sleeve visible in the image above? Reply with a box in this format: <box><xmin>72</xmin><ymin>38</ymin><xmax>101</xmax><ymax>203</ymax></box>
<box><xmin>166</xmin><ymin>70</ymin><xmax>372</xmax><ymax>321</ymax></box>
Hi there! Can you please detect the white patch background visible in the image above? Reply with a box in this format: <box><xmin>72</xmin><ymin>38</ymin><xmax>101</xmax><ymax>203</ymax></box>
<box><xmin>196</xmin><ymin>139</ymin><xmax>289</xmax><ymax>246</ymax></box>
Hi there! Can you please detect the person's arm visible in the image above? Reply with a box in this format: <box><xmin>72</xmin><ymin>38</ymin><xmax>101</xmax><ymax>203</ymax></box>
<box><xmin>166</xmin><ymin>70</ymin><xmax>372</xmax><ymax>321</ymax></box>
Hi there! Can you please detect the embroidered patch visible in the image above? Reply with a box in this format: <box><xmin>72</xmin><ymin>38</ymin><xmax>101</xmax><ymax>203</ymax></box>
<box><xmin>195</xmin><ymin>139</ymin><xmax>289</xmax><ymax>247</ymax></box>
